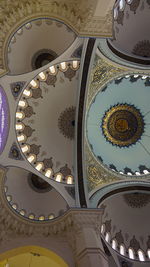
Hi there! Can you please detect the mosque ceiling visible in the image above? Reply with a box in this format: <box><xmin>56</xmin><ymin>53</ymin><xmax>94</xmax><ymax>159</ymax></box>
<box><xmin>0</xmin><ymin>0</ymin><xmax>115</xmax><ymax>75</ymax></box>
<box><xmin>0</xmin><ymin>0</ymin><xmax>150</xmax><ymax>231</ymax></box>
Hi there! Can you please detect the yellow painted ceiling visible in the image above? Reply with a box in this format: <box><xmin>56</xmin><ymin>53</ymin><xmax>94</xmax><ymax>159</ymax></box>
<box><xmin>0</xmin><ymin>252</ymin><xmax>68</xmax><ymax>267</ymax></box>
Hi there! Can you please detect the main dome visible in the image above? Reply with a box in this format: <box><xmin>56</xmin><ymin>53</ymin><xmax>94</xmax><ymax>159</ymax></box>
<box><xmin>86</xmin><ymin>74</ymin><xmax>150</xmax><ymax>176</ymax></box>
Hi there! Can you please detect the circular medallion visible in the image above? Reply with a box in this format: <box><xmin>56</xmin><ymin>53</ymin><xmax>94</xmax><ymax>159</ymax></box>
<box><xmin>58</xmin><ymin>106</ymin><xmax>75</xmax><ymax>140</ymax></box>
<box><xmin>102</xmin><ymin>104</ymin><xmax>144</xmax><ymax>147</ymax></box>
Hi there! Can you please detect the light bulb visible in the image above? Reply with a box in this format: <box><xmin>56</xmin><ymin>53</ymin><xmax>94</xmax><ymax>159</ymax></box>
<box><xmin>30</xmin><ymin>80</ymin><xmax>38</xmax><ymax>88</ymax></box>
<box><xmin>16</xmin><ymin>111</ymin><xmax>24</xmax><ymax>119</ymax></box>
<box><xmin>49</xmin><ymin>66</ymin><xmax>56</xmax><ymax>74</ymax></box>
<box><xmin>23</xmin><ymin>89</ymin><xmax>32</xmax><ymax>97</ymax></box>
<box><xmin>39</xmin><ymin>72</ymin><xmax>46</xmax><ymax>80</ymax></box>
<box><xmin>55</xmin><ymin>173</ymin><xmax>62</xmax><ymax>182</ymax></box>
<box><xmin>17</xmin><ymin>134</ymin><xmax>26</xmax><ymax>142</ymax></box>
<box><xmin>66</xmin><ymin>175</ymin><xmax>73</xmax><ymax>184</ymax></box>
<box><xmin>72</xmin><ymin>60</ymin><xmax>78</xmax><ymax>69</ymax></box>
<box><xmin>16</xmin><ymin>123</ymin><xmax>24</xmax><ymax>131</ymax></box>
<box><xmin>21</xmin><ymin>144</ymin><xmax>30</xmax><ymax>153</ymax></box>
<box><xmin>27</xmin><ymin>154</ymin><xmax>36</xmax><ymax>163</ymax></box>
<box><xmin>45</xmin><ymin>168</ymin><xmax>53</xmax><ymax>178</ymax></box>
<box><xmin>18</xmin><ymin>100</ymin><xmax>27</xmax><ymax>108</ymax></box>
<box><xmin>35</xmin><ymin>162</ymin><xmax>43</xmax><ymax>171</ymax></box>
<box><xmin>60</xmin><ymin>62</ymin><xmax>67</xmax><ymax>70</ymax></box>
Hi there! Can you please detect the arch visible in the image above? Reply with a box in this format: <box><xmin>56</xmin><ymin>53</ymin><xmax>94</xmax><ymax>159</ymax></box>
<box><xmin>90</xmin><ymin>182</ymin><xmax>150</xmax><ymax>208</ymax></box>
<box><xmin>0</xmin><ymin>246</ymin><xmax>68</xmax><ymax>267</ymax></box>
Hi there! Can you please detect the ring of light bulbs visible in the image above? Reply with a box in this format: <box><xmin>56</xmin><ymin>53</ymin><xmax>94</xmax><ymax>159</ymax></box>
<box><xmin>5</xmin><ymin>185</ymin><xmax>56</xmax><ymax>221</ymax></box>
<box><xmin>101</xmin><ymin>224</ymin><xmax>150</xmax><ymax>262</ymax></box>
<box><xmin>15</xmin><ymin>60</ymin><xmax>80</xmax><ymax>185</ymax></box>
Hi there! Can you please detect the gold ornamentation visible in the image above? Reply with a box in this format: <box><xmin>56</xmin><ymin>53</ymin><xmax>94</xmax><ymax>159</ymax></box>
<box><xmin>85</xmin><ymin>143</ymin><xmax>120</xmax><ymax>192</ymax></box>
<box><xmin>85</xmin><ymin>58</ymin><xmax>126</xmax><ymax>191</ymax></box>
<box><xmin>102</xmin><ymin>104</ymin><xmax>144</xmax><ymax>147</ymax></box>
<box><xmin>85</xmin><ymin>57</ymin><xmax>149</xmax><ymax>192</ymax></box>
<box><xmin>87</xmin><ymin>58</ymin><xmax>126</xmax><ymax>108</ymax></box>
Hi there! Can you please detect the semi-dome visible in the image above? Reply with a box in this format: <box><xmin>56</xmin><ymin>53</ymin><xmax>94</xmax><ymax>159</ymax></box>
<box><xmin>7</xmin><ymin>18</ymin><xmax>76</xmax><ymax>75</ymax></box>
<box><xmin>108</xmin><ymin>0</ymin><xmax>150</xmax><ymax>64</ymax></box>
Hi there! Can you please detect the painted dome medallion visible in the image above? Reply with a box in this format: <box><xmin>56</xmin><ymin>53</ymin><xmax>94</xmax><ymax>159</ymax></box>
<box><xmin>86</xmin><ymin>74</ymin><xmax>150</xmax><ymax>176</ymax></box>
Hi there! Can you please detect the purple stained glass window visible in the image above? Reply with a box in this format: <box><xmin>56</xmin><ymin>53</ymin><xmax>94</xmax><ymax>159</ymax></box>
<box><xmin>0</xmin><ymin>86</ymin><xmax>9</xmax><ymax>154</ymax></box>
